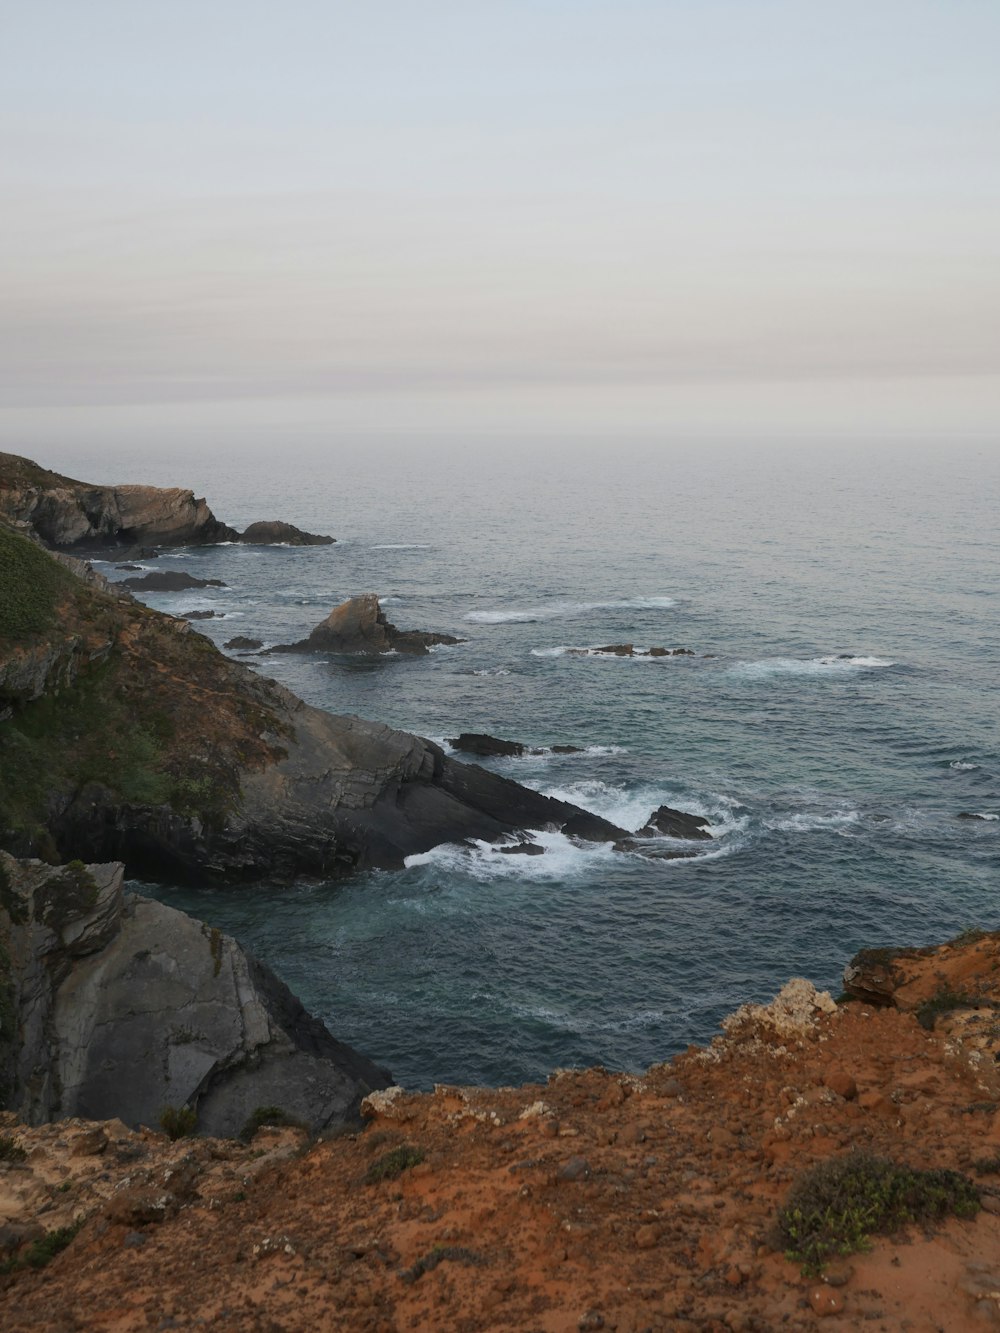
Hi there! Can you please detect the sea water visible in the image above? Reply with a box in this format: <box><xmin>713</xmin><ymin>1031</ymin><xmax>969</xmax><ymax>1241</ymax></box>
<box><xmin>41</xmin><ymin>438</ymin><xmax>1000</xmax><ymax>1088</ymax></box>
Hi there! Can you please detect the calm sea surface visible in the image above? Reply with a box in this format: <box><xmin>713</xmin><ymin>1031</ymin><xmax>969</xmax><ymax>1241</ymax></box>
<box><xmin>40</xmin><ymin>438</ymin><xmax>1000</xmax><ymax>1087</ymax></box>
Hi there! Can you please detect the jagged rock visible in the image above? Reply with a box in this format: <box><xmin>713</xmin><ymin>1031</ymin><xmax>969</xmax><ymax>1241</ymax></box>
<box><xmin>633</xmin><ymin>805</ymin><xmax>713</xmax><ymax>841</ymax></box>
<box><xmin>121</xmin><ymin>571</ymin><xmax>226</xmax><ymax>592</ymax></box>
<box><xmin>238</xmin><ymin>520</ymin><xmax>334</xmax><ymax>546</ymax></box>
<box><xmin>568</xmin><ymin>645</ymin><xmax>696</xmax><ymax>658</ymax></box>
<box><xmin>0</xmin><ymin>852</ymin><xmax>390</xmax><ymax>1135</ymax></box>
<box><xmin>181</xmin><ymin>610</ymin><xmax>219</xmax><ymax>621</ymax></box>
<box><xmin>0</xmin><ymin>452</ymin><xmax>239</xmax><ymax>549</ymax></box>
<box><xmin>841</xmin><ymin>946</ymin><xmax>932</xmax><ymax>1007</ymax></box>
<box><xmin>271</xmin><ymin>593</ymin><xmax>463</xmax><ymax>657</ymax></box>
<box><xmin>497</xmin><ymin>842</ymin><xmax>546</xmax><ymax>856</ymax></box>
<box><xmin>224</xmin><ymin>636</ymin><xmax>263</xmax><ymax>650</ymax></box>
<box><xmin>447</xmin><ymin>732</ymin><xmax>583</xmax><ymax>759</ymax></box>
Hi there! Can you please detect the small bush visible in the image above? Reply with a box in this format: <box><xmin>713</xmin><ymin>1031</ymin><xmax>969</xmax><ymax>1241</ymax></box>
<box><xmin>365</xmin><ymin>1144</ymin><xmax>425</xmax><ymax>1184</ymax></box>
<box><xmin>401</xmin><ymin>1244</ymin><xmax>484</xmax><ymax>1284</ymax></box>
<box><xmin>0</xmin><ymin>1133</ymin><xmax>27</xmax><ymax>1162</ymax></box>
<box><xmin>159</xmin><ymin>1105</ymin><xmax>197</xmax><ymax>1140</ymax></box>
<box><xmin>973</xmin><ymin>1155</ymin><xmax>1000</xmax><ymax>1176</ymax></box>
<box><xmin>774</xmin><ymin>1150</ymin><xmax>979</xmax><ymax>1275</ymax></box>
<box><xmin>0</xmin><ymin>1221</ymin><xmax>81</xmax><ymax>1276</ymax></box>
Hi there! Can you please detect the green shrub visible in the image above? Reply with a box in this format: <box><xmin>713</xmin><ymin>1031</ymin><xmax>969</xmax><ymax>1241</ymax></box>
<box><xmin>364</xmin><ymin>1144</ymin><xmax>425</xmax><ymax>1184</ymax></box>
<box><xmin>401</xmin><ymin>1244</ymin><xmax>484</xmax><ymax>1284</ymax></box>
<box><xmin>159</xmin><ymin>1105</ymin><xmax>197</xmax><ymax>1140</ymax></box>
<box><xmin>775</xmin><ymin>1150</ymin><xmax>979</xmax><ymax>1275</ymax></box>
<box><xmin>0</xmin><ymin>1221</ymin><xmax>81</xmax><ymax>1275</ymax></box>
<box><xmin>0</xmin><ymin>525</ymin><xmax>75</xmax><ymax>639</ymax></box>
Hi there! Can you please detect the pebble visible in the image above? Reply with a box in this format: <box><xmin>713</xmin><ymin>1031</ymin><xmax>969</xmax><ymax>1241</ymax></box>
<box><xmin>578</xmin><ymin>1313</ymin><xmax>605</xmax><ymax>1331</ymax></box>
<box><xmin>809</xmin><ymin>1286</ymin><xmax>845</xmax><ymax>1316</ymax></box>
<box><xmin>557</xmin><ymin>1156</ymin><xmax>591</xmax><ymax>1182</ymax></box>
<box><xmin>823</xmin><ymin>1071</ymin><xmax>858</xmax><ymax>1101</ymax></box>
<box><xmin>634</xmin><ymin>1224</ymin><xmax>660</xmax><ymax>1250</ymax></box>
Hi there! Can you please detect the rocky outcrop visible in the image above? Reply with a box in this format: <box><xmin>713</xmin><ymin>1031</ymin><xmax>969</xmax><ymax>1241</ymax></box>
<box><xmin>271</xmin><ymin>593</ymin><xmax>464</xmax><ymax>657</ymax></box>
<box><xmin>447</xmin><ymin>732</ymin><xmax>583</xmax><ymax>758</ymax></box>
<box><xmin>120</xmin><ymin>571</ymin><xmax>227</xmax><ymax>592</ymax></box>
<box><xmin>568</xmin><ymin>644</ymin><xmax>696</xmax><ymax>658</ymax></box>
<box><xmin>0</xmin><ymin>453</ymin><xmax>238</xmax><ymax>549</ymax></box>
<box><xmin>238</xmin><ymin>521</ymin><xmax>334</xmax><ymax>546</ymax></box>
<box><xmin>0</xmin><ymin>452</ymin><xmax>336</xmax><ymax>551</ymax></box>
<box><xmin>0</xmin><ymin>853</ymin><xmax>389</xmax><ymax>1134</ymax></box>
<box><xmin>1</xmin><ymin>523</ymin><xmax>633</xmax><ymax>881</ymax></box>
<box><xmin>633</xmin><ymin>804</ymin><xmax>713</xmax><ymax>840</ymax></box>
<box><xmin>223</xmin><ymin>636</ymin><xmax>262</xmax><ymax>650</ymax></box>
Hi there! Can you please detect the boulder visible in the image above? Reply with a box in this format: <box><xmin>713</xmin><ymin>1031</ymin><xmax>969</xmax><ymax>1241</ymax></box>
<box><xmin>224</xmin><ymin>636</ymin><xmax>263</xmax><ymax>651</ymax></box>
<box><xmin>121</xmin><ymin>571</ymin><xmax>227</xmax><ymax>592</ymax></box>
<box><xmin>272</xmin><ymin>593</ymin><xmax>463</xmax><ymax>656</ymax></box>
<box><xmin>238</xmin><ymin>520</ymin><xmax>335</xmax><ymax>546</ymax></box>
<box><xmin>0</xmin><ymin>853</ymin><xmax>390</xmax><ymax>1135</ymax></box>
<box><xmin>181</xmin><ymin>610</ymin><xmax>219</xmax><ymax>621</ymax></box>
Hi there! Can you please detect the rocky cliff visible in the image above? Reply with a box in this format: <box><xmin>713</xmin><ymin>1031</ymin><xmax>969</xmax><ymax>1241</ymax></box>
<box><xmin>0</xmin><ymin>452</ymin><xmax>333</xmax><ymax>550</ymax></box>
<box><xmin>0</xmin><ymin>853</ymin><xmax>389</xmax><ymax>1136</ymax></box>
<box><xmin>0</xmin><ymin>520</ymin><xmax>631</xmax><ymax>881</ymax></box>
<box><xmin>3</xmin><ymin>931</ymin><xmax>1000</xmax><ymax>1329</ymax></box>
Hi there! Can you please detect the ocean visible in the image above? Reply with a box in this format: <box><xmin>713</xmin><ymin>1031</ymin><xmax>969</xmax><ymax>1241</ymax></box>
<box><xmin>39</xmin><ymin>437</ymin><xmax>1000</xmax><ymax>1089</ymax></box>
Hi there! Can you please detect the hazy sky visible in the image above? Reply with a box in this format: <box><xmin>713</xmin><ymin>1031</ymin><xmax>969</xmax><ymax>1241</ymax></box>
<box><xmin>2</xmin><ymin>1</ymin><xmax>999</xmax><ymax>446</ymax></box>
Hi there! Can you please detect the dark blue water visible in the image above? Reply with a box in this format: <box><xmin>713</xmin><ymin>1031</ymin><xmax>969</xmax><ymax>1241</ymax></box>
<box><xmin>46</xmin><ymin>438</ymin><xmax>999</xmax><ymax>1088</ymax></box>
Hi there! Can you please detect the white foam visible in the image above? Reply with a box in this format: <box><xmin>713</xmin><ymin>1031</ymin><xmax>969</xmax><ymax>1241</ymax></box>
<box><xmin>732</xmin><ymin>655</ymin><xmax>896</xmax><ymax>679</ymax></box>
<box><xmin>967</xmin><ymin>812</ymin><xmax>999</xmax><ymax>822</ymax></box>
<box><xmin>950</xmin><ymin>760</ymin><xmax>979</xmax><ymax>771</ymax></box>
<box><xmin>465</xmin><ymin>596</ymin><xmax>676</xmax><ymax>624</ymax></box>
<box><xmin>371</xmin><ymin>543</ymin><xmax>432</xmax><ymax>550</ymax></box>
<box><xmin>530</xmin><ymin>645</ymin><xmax>690</xmax><ymax>660</ymax></box>
<box><xmin>471</xmin><ymin>667</ymin><xmax>512</xmax><ymax>677</ymax></box>
<box><xmin>530</xmin><ymin>777</ymin><xmax>747</xmax><ymax>840</ymax></box>
<box><xmin>764</xmin><ymin>810</ymin><xmax>861</xmax><ymax>834</ymax></box>
<box><xmin>404</xmin><ymin>829</ymin><xmax>622</xmax><ymax>882</ymax></box>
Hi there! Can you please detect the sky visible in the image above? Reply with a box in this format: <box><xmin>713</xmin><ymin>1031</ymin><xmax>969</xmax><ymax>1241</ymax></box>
<box><xmin>2</xmin><ymin>0</ymin><xmax>999</xmax><ymax>449</ymax></box>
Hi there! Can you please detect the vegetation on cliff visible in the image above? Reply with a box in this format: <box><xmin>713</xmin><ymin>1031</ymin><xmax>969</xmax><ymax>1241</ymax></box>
<box><xmin>0</xmin><ymin>521</ymin><xmax>288</xmax><ymax>867</ymax></box>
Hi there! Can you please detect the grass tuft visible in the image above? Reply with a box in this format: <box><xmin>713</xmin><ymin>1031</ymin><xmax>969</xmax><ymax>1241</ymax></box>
<box><xmin>365</xmin><ymin>1144</ymin><xmax>425</xmax><ymax>1184</ymax></box>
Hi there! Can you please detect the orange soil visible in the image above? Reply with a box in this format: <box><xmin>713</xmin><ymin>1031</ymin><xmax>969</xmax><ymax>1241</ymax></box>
<box><xmin>4</xmin><ymin>934</ymin><xmax>1000</xmax><ymax>1332</ymax></box>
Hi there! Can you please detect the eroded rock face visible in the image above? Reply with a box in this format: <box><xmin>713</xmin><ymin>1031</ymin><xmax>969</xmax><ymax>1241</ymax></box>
<box><xmin>238</xmin><ymin>521</ymin><xmax>334</xmax><ymax>546</ymax></box>
<box><xmin>0</xmin><ymin>853</ymin><xmax>390</xmax><ymax>1134</ymax></box>
<box><xmin>0</xmin><ymin>453</ymin><xmax>238</xmax><ymax>549</ymax></box>
<box><xmin>272</xmin><ymin>593</ymin><xmax>463</xmax><ymax>657</ymax></box>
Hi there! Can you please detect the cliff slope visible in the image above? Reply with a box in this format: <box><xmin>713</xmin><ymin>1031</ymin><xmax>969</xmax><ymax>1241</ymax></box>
<box><xmin>3</xmin><ymin>931</ymin><xmax>1000</xmax><ymax>1330</ymax></box>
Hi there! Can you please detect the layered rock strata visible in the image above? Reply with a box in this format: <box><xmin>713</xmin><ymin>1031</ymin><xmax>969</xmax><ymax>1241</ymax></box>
<box><xmin>0</xmin><ymin>853</ymin><xmax>389</xmax><ymax>1135</ymax></box>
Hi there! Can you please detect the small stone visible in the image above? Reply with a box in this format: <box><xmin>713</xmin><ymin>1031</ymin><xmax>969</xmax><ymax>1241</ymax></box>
<box><xmin>821</xmin><ymin>1261</ymin><xmax>854</xmax><ymax>1287</ymax></box>
<box><xmin>71</xmin><ymin>1128</ymin><xmax>109</xmax><ymax>1156</ymax></box>
<box><xmin>557</xmin><ymin>1156</ymin><xmax>591</xmax><ymax>1182</ymax></box>
<box><xmin>124</xmin><ymin>1231</ymin><xmax>147</xmax><ymax>1248</ymax></box>
<box><xmin>578</xmin><ymin>1313</ymin><xmax>604</xmax><ymax>1331</ymax></box>
<box><xmin>725</xmin><ymin>1265</ymin><xmax>745</xmax><ymax>1287</ymax></box>
<box><xmin>809</xmin><ymin>1287</ymin><xmax>845</xmax><ymax>1316</ymax></box>
<box><xmin>823</xmin><ymin>1071</ymin><xmax>858</xmax><ymax>1101</ymax></box>
<box><xmin>634</xmin><ymin>1224</ymin><xmax>660</xmax><ymax>1249</ymax></box>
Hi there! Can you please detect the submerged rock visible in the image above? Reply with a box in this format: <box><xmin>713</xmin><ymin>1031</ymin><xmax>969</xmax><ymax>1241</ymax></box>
<box><xmin>0</xmin><ymin>853</ymin><xmax>390</xmax><ymax>1135</ymax></box>
<box><xmin>569</xmin><ymin>645</ymin><xmax>696</xmax><ymax>659</ymax></box>
<box><xmin>121</xmin><ymin>570</ymin><xmax>227</xmax><ymax>592</ymax></box>
<box><xmin>181</xmin><ymin>609</ymin><xmax>220</xmax><ymax>621</ymax></box>
<box><xmin>448</xmin><ymin>732</ymin><xmax>583</xmax><ymax>758</ymax></box>
<box><xmin>238</xmin><ymin>520</ymin><xmax>334</xmax><ymax>546</ymax></box>
<box><xmin>271</xmin><ymin>593</ymin><xmax>463</xmax><ymax>656</ymax></box>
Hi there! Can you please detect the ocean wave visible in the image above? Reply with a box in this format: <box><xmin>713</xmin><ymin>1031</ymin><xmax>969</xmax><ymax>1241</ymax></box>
<box><xmin>471</xmin><ymin>667</ymin><xmax>512</xmax><ymax>677</ymax></box>
<box><xmin>732</xmin><ymin>654</ymin><xmax>896</xmax><ymax>679</ymax></box>
<box><xmin>949</xmin><ymin>760</ymin><xmax>980</xmax><ymax>772</ymax></box>
<box><xmin>532</xmin><ymin>777</ymin><xmax>748</xmax><ymax>840</ymax></box>
<box><xmin>403</xmin><ymin>829</ymin><xmax>623</xmax><ymax>882</ymax></box>
<box><xmin>371</xmin><ymin>543</ymin><xmax>432</xmax><ymax>550</ymax></box>
<box><xmin>464</xmin><ymin>596</ymin><xmax>676</xmax><ymax>624</ymax></box>
<box><xmin>963</xmin><ymin>812</ymin><xmax>999</xmax><ymax>822</ymax></box>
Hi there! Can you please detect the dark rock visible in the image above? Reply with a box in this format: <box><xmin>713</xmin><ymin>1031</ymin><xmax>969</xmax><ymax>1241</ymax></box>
<box><xmin>271</xmin><ymin>593</ymin><xmax>463</xmax><ymax>657</ymax></box>
<box><xmin>557</xmin><ymin>1156</ymin><xmax>591</xmax><ymax>1181</ymax></box>
<box><xmin>121</xmin><ymin>571</ymin><xmax>227</xmax><ymax>592</ymax></box>
<box><xmin>0</xmin><ymin>852</ymin><xmax>391</xmax><ymax>1136</ymax></box>
<box><xmin>842</xmin><ymin>945</ymin><xmax>931</xmax><ymax>1007</ymax></box>
<box><xmin>957</xmin><ymin>812</ymin><xmax>997</xmax><ymax>821</ymax></box>
<box><xmin>449</xmin><ymin>733</ymin><xmax>527</xmax><ymax>758</ymax></box>
<box><xmin>497</xmin><ymin>842</ymin><xmax>546</xmax><ymax>856</ymax></box>
<box><xmin>238</xmin><ymin>520</ymin><xmax>335</xmax><ymax>546</ymax></box>
<box><xmin>181</xmin><ymin>609</ymin><xmax>219</xmax><ymax>621</ymax></box>
<box><xmin>634</xmin><ymin>805</ymin><xmax>713</xmax><ymax>841</ymax></box>
<box><xmin>594</xmin><ymin>644</ymin><xmax>634</xmax><ymax>656</ymax></box>
<box><xmin>116</xmin><ymin>563</ymin><xmax>143</xmax><ymax>571</ymax></box>
<box><xmin>224</xmin><ymin>636</ymin><xmax>263</xmax><ymax>651</ymax></box>
<box><xmin>448</xmin><ymin>732</ymin><xmax>582</xmax><ymax>758</ymax></box>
